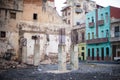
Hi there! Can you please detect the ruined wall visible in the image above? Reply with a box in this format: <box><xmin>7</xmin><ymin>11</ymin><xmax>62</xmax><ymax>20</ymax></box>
<box><xmin>0</xmin><ymin>0</ymin><xmax>23</xmax><ymax>10</ymax></box>
<box><xmin>0</xmin><ymin>0</ymin><xmax>23</xmax><ymax>57</ymax></box>
<box><xmin>18</xmin><ymin>1</ymin><xmax>70</xmax><ymax>64</ymax></box>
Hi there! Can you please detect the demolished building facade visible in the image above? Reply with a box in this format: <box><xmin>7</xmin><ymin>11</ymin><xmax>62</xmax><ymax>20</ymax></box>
<box><xmin>0</xmin><ymin>0</ymin><xmax>70</xmax><ymax>66</ymax></box>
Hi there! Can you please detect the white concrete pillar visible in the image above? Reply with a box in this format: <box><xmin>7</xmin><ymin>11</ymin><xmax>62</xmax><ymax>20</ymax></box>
<box><xmin>58</xmin><ymin>44</ymin><xmax>66</xmax><ymax>71</ymax></box>
<box><xmin>22</xmin><ymin>46</ymin><xmax>27</xmax><ymax>63</ymax></box>
<box><xmin>70</xmin><ymin>44</ymin><xmax>79</xmax><ymax>70</ymax></box>
<box><xmin>33</xmin><ymin>40</ymin><xmax>40</xmax><ymax>66</ymax></box>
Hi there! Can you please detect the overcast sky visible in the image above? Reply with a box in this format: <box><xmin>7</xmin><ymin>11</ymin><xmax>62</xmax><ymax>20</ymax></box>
<box><xmin>55</xmin><ymin>0</ymin><xmax>120</xmax><ymax>15</ymax></box>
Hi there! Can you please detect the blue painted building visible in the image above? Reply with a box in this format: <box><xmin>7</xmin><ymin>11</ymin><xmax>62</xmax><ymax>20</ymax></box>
<box><xmin>86</xmin><ymin>6</ymin><xmax>112</xmax><ymax>61</ymax></box>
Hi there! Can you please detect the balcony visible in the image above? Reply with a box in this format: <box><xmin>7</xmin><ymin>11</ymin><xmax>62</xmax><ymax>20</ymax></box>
<box><xmin>110</xmin><ymin>37</ymin><xmax>120</xmax><ymax>42</ymax></box>
<box><xmin>86</xmin><ymin>38</ymin><xmax>108</xmax><ymax>44</ymax></box>
<box><xmin>110</xmin><ymin>32</ymin><xmax>120</xmax><ymax>42</ymax></box>
<box><xmin>98</xmin><ymin>20</ymin><xmax>104</xmax><ymax>26</ymax></box>
<box><xmin>89</xmin><ymin>22</ymin><xmax>94</xmax><ymax>27</ymax></box>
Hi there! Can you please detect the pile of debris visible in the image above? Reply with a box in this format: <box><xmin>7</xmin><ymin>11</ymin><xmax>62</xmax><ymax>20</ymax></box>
<box><xmin>0</xmin><ymin>50</ymin><xmax>27</xmax><ymax>70</ymax></box>
<box><xmin>40</xmin><ymin>53</ymin><xmax>58</xmax><ymax>64</ymax></box>
<box><xmin>40</xmin><ymin>53</ymin><xmax>70</xmax><ymax>64</ymax></box>
<box><xmin>0</xmin><ymin>59</ymin><xmax>27</xmax><ymax>70</ymax></box>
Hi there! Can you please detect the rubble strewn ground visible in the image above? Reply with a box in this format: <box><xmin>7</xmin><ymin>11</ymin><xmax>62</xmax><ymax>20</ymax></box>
<box><xmin>0</xmin><ymin>59</ymin><xmax>120</xmax><ymax>80</ymax></box>
<box><xmin>40</xmin><ymin>53</ymin><xmax>70</xmax><ymax>64</ymax></box>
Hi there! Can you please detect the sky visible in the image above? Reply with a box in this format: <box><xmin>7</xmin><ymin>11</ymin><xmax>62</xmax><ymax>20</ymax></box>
<box><xmin>55</xmin><ymin>0</ymin><xmax>120</xmax><ymax>15</ymax></box>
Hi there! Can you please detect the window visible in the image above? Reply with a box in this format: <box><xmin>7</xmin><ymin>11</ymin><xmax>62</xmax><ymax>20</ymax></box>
<box><xmin>88</xmin><ymin>49</ymin><xmax>90</xmax><ymax>57</ymax></box>
<box><xmin>92</xmin><ymin>32</ymin><xmax>94</xmax><ymax>39</ymax></box>
<box><xmin>101</xmin><ymin>30</ymin><xmax>104</xmax><ymax>38</ymax></box>
<box><xmin>68</xmin><ymin>20</ymin><xmax>70</xmax><ymax>24</ymax></box>
<box><xmin>88</xmin><ymin>18</ymin><xmax>90</xmax><ymax>22</ymax></box>
<box><xmin>106</xmin><ymin>47</ymin><xmax>109</xmax><ymax>56</ymax></box>
<box><xmin>46</xmin><ymin>34</ymin><xmax>49</xmax><ymax>42</ymax></box>
<box><xmin>115</xmin><ymin>26</ymin><xmax>119</xmax><ymax>37</ymax></box>
<box><xmin>68</xmin><ymin>12</ymin><xmax>70</xmax><ymax>15</ymax></box>
<box><xmin>76</xmin><ymin>22</ymin><xmax>80</xmax><ymax>25</ymax></box>
<box><xmin>88</xmin><ymin>33</ymin><xmax>90</xmax><ymax>40</ymax></box>
<box><xmin>92</xmin><ymin>17</ymin><xmax>94</xmax><ymax>22</ymax></box>
<box><xmin>82</xmin><ymin>32</ymin><xmax>85</xmax><ymax>42</ymax></box>
<box><xmin>64</xmin><ymin>19</ymin><xmax>67</xmax><ymax>23</ymax></box>
<box><xmin>88</xmin><ymin>18</ymin><xmax>90</xmax><ymax>20</ymax></box>
<box><xmin>33</xmin><ymin>13</ymin><xmax>37</xmax><ymax>20</ymax></box>
<box><xmin>10</xmin><ymin>12</ymin><xmax>16</xmax><ymax>19</ymax></box>
<box><xmin>0</xmin><ymin>31</ymin><xmax>6</xmax><ymax>38</ymax></box>
<box><xmin>105</xmin><ymin>12</ymin><xmax>108</xmax><ymax>23</ymax></box>
<box><xmin>101</xmin><ymin>14</ymin><xmax>103</xmax><ymax>20</ymax></box>
<box><xmin>106</xmin><ymin>29</ymin><xmax>109</xmax><ymax>37</ymax></box>
<box><xmin>82</xmin><ymin>47</ymin><xmax>84</xmax><ymax>50</ymax></box>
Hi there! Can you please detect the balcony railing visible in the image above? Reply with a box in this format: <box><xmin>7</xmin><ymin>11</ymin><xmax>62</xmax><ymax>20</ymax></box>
<box><xmin>89</xmin><ymin>22</ymin><xmax>94</xmax><ymax>27</ymax></box>
<box><xmin>86</xmin><ymin>38</ymin><xmax>108</xmax><ymax>44</ymax></box>
<box><xmin>98</xmin><ymin>20</ymin><xmax>104</xmax><ymax>26</ymax></box>
<box><xmin>110</xmin><ymin>37</ymin><xmax>120</xmax><ymax>42</ymax></box>
<box><xmin>115</xmin><ymin>32</ymin><xmax>120</xmax><ymax>37</ymax></box>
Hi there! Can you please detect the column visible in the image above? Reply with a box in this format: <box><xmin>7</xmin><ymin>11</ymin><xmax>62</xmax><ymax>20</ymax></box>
<box><xmin>22</xmin><ymin>46</ymin><xmax>27</xmax><ymax>63</ymax></box>
<box><xmin>33</xmin><ymin>39</ymin><xmax>40</xmax><ymax>66</ymax></box>
<box><xmin>58</xmin><ymin>44</ymin><xmax>66</xmax><ymax>71</ymax></box>
<box><xmin>70</xmin><ymin>44</ymin><xmax>79</xmax><ymax>70</ymax></box>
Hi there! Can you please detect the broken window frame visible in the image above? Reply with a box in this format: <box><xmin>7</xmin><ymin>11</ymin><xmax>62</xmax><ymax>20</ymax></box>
<box><xmin>0</xmin><ymin>31</ymin><xmax>6</xmax><ymax>38</ymax></box>
<box><xmin>33</xmin><ymin>13</ymin><xmax>38</xmax><ymax>20</ymax></box>
<box><xmin>10</xmin><ymin>12</ymin><xmax>16</xmax><ymax>19</ymax></box>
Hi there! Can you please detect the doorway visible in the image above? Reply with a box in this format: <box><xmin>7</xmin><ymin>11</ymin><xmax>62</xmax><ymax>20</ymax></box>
<box><xmin>92</xmin><ymin>48</ymin><xmax>94</xmax><ymax>60</ymax></box>
<box><xmin>82</xmin><ymin>52</ymin><xmax>85</xmax><ymax>60</ymax></box>
<box><xmin>97</xmin><ymin>48</ymin><xmax>99</xmax><ymax>60</ymax></box>
<box><xmin>101</xmin><ymin>48</ymin><xmax>104</xmax><ymax>60</ymax></box>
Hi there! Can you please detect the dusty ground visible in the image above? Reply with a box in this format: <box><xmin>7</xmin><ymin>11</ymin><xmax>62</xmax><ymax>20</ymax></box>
<box><xmin>0</xmin><ymin>62</ymin><xmax>120</xmax><ymax>80</ymax></box>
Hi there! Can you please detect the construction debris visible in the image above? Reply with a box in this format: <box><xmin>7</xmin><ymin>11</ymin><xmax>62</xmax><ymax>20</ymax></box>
<box><xmin>0</xmin><ymin>58</ymin><xmax>27</xmax><ymax>70</ymax></box>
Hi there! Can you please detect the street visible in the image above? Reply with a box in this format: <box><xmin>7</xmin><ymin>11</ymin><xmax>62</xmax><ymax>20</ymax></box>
<box><xmin>0</xmin><ymin>62</ymin><xmax>120</xmax><ymax>80</ymax></box>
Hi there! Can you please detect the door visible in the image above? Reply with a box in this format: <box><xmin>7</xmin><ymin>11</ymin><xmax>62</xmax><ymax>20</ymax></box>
<box><xmin>97</xmin><ymin>48</ymin><xmax>99</xmax><ymax>60</ymax></box>
<box><xmin>101</xmin><ymin>48</ymin><xmax>104</xmax><ymax>60</ymax></box>
<box><xmin>92</xmin><ymin>48</ymin><xmax>94</xmax><ymax>60</ymax></box>
<box><xmin>117</xmin><ymin>51</ymin><xmax>120</xmax><ymax>57</ymax></box>
<box><xmin>82</xmin><ymin>52</ymin><xmax>85</xmax><ymax>60</ymax></box>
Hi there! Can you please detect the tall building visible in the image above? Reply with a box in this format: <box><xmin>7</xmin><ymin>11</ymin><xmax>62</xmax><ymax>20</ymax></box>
<box><xmin>86</xmin><ymin>6</ymin><xmax>120</xmax><ymax>61</ymax></box>
<box><xmin>61</xmin><ymin>0</ymin><xmax>96</xmax><ymax>27</ymax></box>
<box><xmin>61</xmin><ymin>0</ymin><xmax>96</xmax><ymax>61</ymax></box>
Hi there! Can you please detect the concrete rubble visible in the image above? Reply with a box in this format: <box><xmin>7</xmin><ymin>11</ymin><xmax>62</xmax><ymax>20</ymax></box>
<box><xmin>40</xmin><ymin>53</ymin><xmax>70</xmax><ymax>65</ymax></box>
<box><xmin>0</xmin><ymin>58</ymin><xmax>27</xmax><ymax>70</ymax></box>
